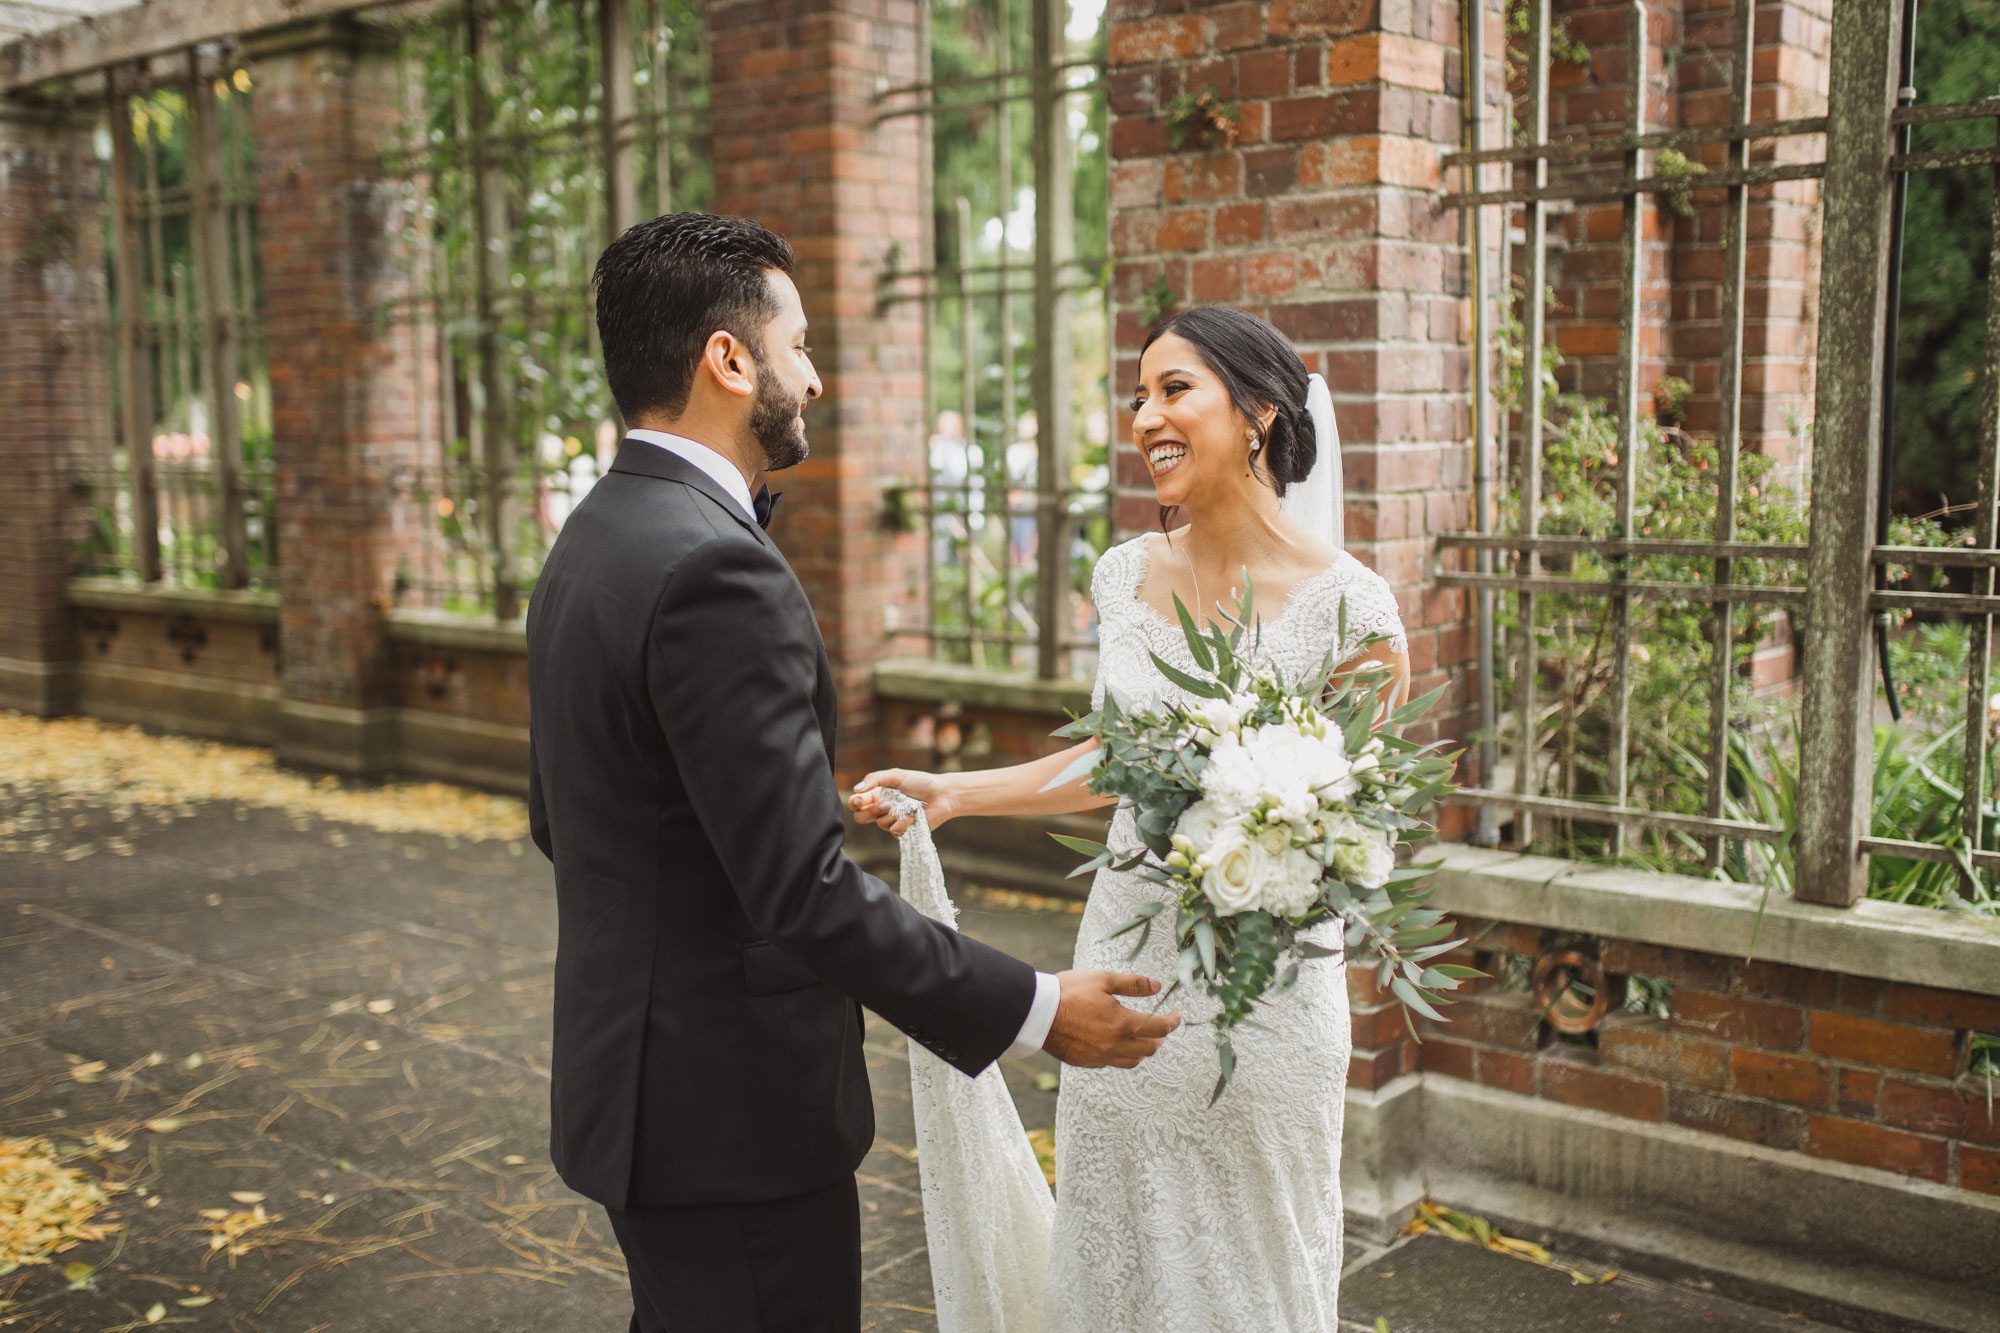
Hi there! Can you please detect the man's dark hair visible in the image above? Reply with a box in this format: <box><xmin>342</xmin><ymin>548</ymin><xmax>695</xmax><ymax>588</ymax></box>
<box><xmin>593</xmin><ymin>212</ymin><xmax>796</xmax><ymax>421</ymax></box>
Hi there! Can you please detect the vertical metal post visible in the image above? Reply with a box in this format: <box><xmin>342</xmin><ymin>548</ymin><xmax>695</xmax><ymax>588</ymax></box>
<box><xmin>1468</xmin><ymin>0</ymin><xmax>1499</xmax><ymax>844</ymax></box>
<box><xmin>1606</xmin><ymin>0</ymin><xmax>1648</xmax><ymax>855</ymax></box>
<box><xmin>995</xmin><ymin>0</ymin><xmax>1017</xmax><ymax>669</ymax></box>
<box><xmin>651</xmin><ymin>0</ymin><xmax>673</xmax><ymax>212</ymax></box>
<box><xmin>918</xmin><ymin>0</ymin><xmax>937</xmax><ymax>664</ymax></box>
<box><xmin>1704</xmin><ymin>0</ymin><xmax>1753</xmax><ymax>870</ymax></box>
<box><xmin>1515</xmin><ymin>0</ymin><xmax>1551</xmax><ymax>848</ymax></box>
<box><xmin>957</xmin><ymin>196</ymin><xmax>981</xmax><ymax>666</ymax></box>
<box><xmin>602</xmin><ymin>0</ymin><xmax>639</xmax><ymax>241</ymax></box>
<box><xmin>467</xmin><ymin>2</ymin><xmax>520</xmax><ymax>620</ymax></box>
<box><xmin>1796</xmin><ymin>0</ymin><xmax>1904</xmax><ymax>905</ymax></box>
<box><xmin>108</xmin><ymin>68</ymin><xmax>161</xmax><ymax>584</ymax></box>
<box><xmin>1032</xmin><ymin>0</ymin><xmax>1075</xmax><ymax>681</ymax></box>
<box><xmin>189</xmin><ymin>54</ymin><xmax>249</xmax><ymax>589</ymax></box>
<box><xmin>1958</xmin><ymin>148</ymin><xmax>2000</xmax><ymax>892</ymax></box>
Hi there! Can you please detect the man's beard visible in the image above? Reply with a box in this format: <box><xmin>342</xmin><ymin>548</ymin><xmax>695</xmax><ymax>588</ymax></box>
<box><xmin>750</xmin><ymin>364</ymin><xmax>809</xmax><ymax>472</ymax></box>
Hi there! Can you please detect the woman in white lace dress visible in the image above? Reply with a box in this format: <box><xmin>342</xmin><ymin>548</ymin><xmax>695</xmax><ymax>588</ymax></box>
<box><xmin>851</xmin><ymin>307</ymin><xmax>1409</xmax><ymax>1331</ymax></box>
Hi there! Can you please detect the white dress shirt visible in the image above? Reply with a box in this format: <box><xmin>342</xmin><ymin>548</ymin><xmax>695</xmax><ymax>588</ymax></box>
<box><xmin>624</xmin><ymin>430</ymin><xmax>1063</xmax><ymax>1058</ymax></box>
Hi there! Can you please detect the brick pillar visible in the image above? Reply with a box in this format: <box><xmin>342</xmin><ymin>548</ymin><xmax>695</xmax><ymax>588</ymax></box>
<box><xmin>0</xmin><ymin>99</ymin><xmax>107</xmax><ymax>716</ymax></box>
<box><xmin>706</xmin><ymin>0</ymin><xmax>928</xmax><ymax>779</ymax></box>
<box><xmin>246</xmin><ymin>19</ymin><xmax>431</xmax><ymax>775</ymax></box>
<box><xmin>1104</xmin><ymin>0</ymin><xmax>1484</xmax><ymax>784</ymax></box>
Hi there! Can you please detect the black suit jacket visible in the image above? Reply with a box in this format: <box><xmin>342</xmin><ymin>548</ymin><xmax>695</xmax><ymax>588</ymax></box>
<box><xmin>526</xmin><ymin>440</ymin><xmax>1036</xmax><ymax>1211</ymax></box>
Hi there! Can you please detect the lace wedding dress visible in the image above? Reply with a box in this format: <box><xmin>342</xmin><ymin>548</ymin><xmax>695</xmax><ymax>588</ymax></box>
<box><xmin>895</xmin><ymin>532</ymin><xmax>1406</xmax><ymax>1333</ymax></box>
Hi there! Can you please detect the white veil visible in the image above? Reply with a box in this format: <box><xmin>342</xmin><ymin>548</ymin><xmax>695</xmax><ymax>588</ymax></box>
<box><xmin>1279</xmin><ymin>372</ymin><xmax>1343</xmax><ymax>549</ymax></box>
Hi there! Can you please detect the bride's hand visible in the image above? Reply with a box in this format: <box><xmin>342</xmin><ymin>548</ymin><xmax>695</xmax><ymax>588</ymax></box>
<box><xmin>850</xmin><ymin>769</ymin><xmax>956</xmax><ymax>835</ymax></box>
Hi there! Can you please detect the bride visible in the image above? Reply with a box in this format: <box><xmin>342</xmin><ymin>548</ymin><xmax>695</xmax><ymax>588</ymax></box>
<box><xmin>850</xmin><ymin>306</ymin><xmax>1411</xmax><ymax>1330</ymax></box>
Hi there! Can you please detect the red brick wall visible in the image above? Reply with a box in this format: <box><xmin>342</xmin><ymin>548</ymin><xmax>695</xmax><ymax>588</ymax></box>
<box><xmin>249</xmin><ymin>22</ymin><xmax>433</xmax><ymax>717</ymax></box>
<box><xmin>707</xmin><ymin>0</ymin><xmax>931</xmax><ymax>781</ymax></box>
<box><xmin>1349</xmin><ymin>919</ymin><xmax>2000</xmax><ymax>1197</ymax></box>
<box><xmin>0</xmin><ymin>104</ymin><xmax>108</xmax><ymax>704</ymax></box>
<box><xmin>1104</xmin><ymin>0</ymin><xmax>1492</xmax><ymax>828</ymax></box>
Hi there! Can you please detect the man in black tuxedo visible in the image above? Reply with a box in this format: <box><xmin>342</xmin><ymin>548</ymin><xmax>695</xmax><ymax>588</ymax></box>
<box><xmin>527</xmin><ymin>212</ymin><xmax>1178</xmax><ymax>1332</ymax></box>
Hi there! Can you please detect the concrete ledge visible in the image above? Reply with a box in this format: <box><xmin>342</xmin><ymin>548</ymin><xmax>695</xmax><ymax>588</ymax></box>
<box><xmin>1420</xmin><ymin>1076</ymin><xmax>2000</xmax><ymax>1333</ymax></box>
<box><xmin>75</xmin><ymin>661</ymin><xmax>278</xmax><ymax>746</ymax></box>
<box><xmin>1340</xmin><ymin>1073</ymin><xmax>1427</xmax><ymax>1243</ymax></box>
<box><xmin>391</xmin><ymin>709</ymin><xmax>528</xmax><ymax>795</ymax></box>
<box><xmin>275</xmin><ymin>699</ymin><xmax>396</xmax><ymax>777</ymax></box>
<box><xmin>1427</xmin><ymin>843</ymin><xmax>2000</xmax><ymax>997</ymax></box>
<box><xmin>872</xmin><ymin>658</ymin><xmax>1091</xmax><ymax>718</ymax></box>
<box><xmin>0</xmin><ymin>654</ymin><xmax>78</xmax><ymax>716</ymax></box>
<box><xmin>384</xmin><ymin>608</ymin><xmax>526</xmax><ymax>655</ymax></box>
<box><xmin>68</xmin><ymin>577</ymin><xmax>279</xmax><ymax>625</ymax></box>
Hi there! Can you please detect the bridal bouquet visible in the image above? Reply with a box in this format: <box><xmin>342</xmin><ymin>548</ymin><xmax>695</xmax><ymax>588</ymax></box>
<box><xmin>1047</xmin><ymin>582</ymin><xmax>1476</xmax><ymax>1101</ymax></box>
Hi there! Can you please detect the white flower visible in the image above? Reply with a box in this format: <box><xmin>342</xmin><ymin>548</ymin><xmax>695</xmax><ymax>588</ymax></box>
<box><xmin>1188</xmin><ymin>694</ymin><xmax>1253</xmax><ymax>740</ymax></box>
<box><xmin>1263</xmin><ymin>845</ymin><xmax>1324</xmax><ymax>918</ymax></box>
<box><xmin>1201</xmin><ymin>827</ymin><xmax>1265</xmax><ymax>914</ymax></box>
<box><xmin>1174</xmin><ymin>799</ymin><xmax>1234</xmax><ymax>854</ymax></box>
<box><xmin>1198</xmin><ymin>735</ymin><xmax>1265</xmax><ymax>816</ymax></box>
<box><xmin>1324</xmin><ymin>814</ymin><xmax>1396</xmax><ymax>889</ymax></box>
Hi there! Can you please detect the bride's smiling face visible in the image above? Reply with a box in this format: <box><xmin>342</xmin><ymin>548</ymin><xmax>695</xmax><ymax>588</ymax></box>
<box><xmin>1131</xmin><ymin>332</ymin><xmax>1265</xmax><ymax>511</ymax></box>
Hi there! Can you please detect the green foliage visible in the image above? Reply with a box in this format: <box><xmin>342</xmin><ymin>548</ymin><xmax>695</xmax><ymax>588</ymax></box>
<box><xmin>1889</xmin><ymin>0</ymin><xmax>2000</xmax><ymax>515</ymax></box>
<box><xmin>1652</xmin><ymin>148</ymin><xmax>1708</xmax><ymax>219</ymax></box>
<box><xmin>1163</xmin><ymin>87</ymin><xmax>1241</xmax><ymax>152</ymax></box>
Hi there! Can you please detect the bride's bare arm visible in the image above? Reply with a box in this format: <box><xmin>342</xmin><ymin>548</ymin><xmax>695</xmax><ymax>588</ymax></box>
<box><xmin>1334</xmin><ymin>640</ymin><xmax>1412</xmax><ymax>726</ymax></box>
<box><xmin>849</xmin><ymin>740</ymin><xmax>1116</xmax><ymax>836</ymax></box>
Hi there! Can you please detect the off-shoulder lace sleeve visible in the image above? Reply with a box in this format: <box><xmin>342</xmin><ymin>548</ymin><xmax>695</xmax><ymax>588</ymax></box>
<box><xmin>1318</xmin><ymin>556</ymin><xmax>1407</xmax><ymax>662</ymax></box>
<box><xmin>1088</xmin><ymin>537</ymin><xmax>1150</xmax><ymax>711</ymax></box>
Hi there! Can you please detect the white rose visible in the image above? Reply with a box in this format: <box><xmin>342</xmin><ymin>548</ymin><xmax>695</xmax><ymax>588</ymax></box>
<box><xmin>1243</xmin><ymin>725</ymin><xmax>1318</xmax><ymax>816</ymax></box>
<box><xmin>1325</xmin><ymin>814</ymin><xmax>1396</xmax><ymax>889</ymax></box>
<box><xmin>1201</xmin><ymin>827</ymin><xmax>1265</xmax><ymax>914</ymax></box>
<box><xmin>1309</xmin><ymin>730</ymin><xmax>1358</xmax><ymax>803</ymax></box>
<box><xmin>1174</xmin><ymin>799</ymin><xmax>1233</xmax><ymax>855</ymax></box>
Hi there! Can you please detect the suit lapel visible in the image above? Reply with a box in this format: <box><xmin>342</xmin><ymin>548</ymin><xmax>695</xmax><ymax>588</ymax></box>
<box><xmin>608</xmin><ymin>439</ymin><xmax>771</xmax><ymax>548</ymax></box>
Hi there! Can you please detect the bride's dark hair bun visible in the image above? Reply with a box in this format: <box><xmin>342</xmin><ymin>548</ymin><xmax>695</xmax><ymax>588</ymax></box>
<box><xmin>1142</xmin><ymin>306</ymin><xmax>1315</xmax><ymax>497</ymax></box>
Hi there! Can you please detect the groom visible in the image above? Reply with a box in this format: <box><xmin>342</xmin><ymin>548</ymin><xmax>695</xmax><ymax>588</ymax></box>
<box><xmin>527</xmin><ymin>212</ymin><xmax>1178</xmax><ymax>1332</ymax></box>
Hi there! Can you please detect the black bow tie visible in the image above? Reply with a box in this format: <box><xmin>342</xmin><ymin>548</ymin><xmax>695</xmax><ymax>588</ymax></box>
<box><xmin>753</xmin><ymin>486</ymin><xmax>781</xmax><ymax>530</ymax></box>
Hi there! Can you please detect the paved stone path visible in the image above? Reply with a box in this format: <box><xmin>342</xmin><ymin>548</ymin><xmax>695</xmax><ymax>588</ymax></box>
<box><xmin>0</xmin><ymin>787</ymin><xmax>1879</xmax><ymax>1331</ymax></box>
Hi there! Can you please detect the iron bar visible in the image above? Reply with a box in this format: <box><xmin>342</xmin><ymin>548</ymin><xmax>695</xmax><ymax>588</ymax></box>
<box><xmin>187</xmin><ymin>51</ymin><xmax>248</xmax><ymax>588</ymax></box>
<box><xmin>1031</xmin><ymin>0</ymin><xmax>1074</xmax><ymax>681</ymax></box>
<box><xmin>1448</xmin><ymin>789</ymin><xmax>1788</xmax><ymax>843</ymax></box>
<box><xmin>1958</xmin><ymin>137</ymin><xmax>2000</xmax><ymax>898</ymax></box>
<box><xmin>1440</xmin><ymin>571</ymin><xmax>1805</xmax><ymax>606</ymax></box>
<box><xmin>465</xmin><ymin>0</ymin><xmax>519</xmax><ymax>621</ymax></box>
<box><xmin>108</xmin><ymin>65</ymin><xmax>160</xmax><ymax>583</ymax></box>
<box><xmin>1513</xmin><ymin>0</ymin><xmax>1551</xmax><ymax>851</ymax></box>
<box><xmin>874</xmin><ymin>56</ymin><xmax>1102</xmax><ymax>105</ymax></box>
<box><xmin>1704</xmin><ymin>0</ymin><xmax>1754</xmax><ymax>871</ymax></box>
<box><xmin>1439</xmin><ymin>533</ymin><xmax>1805</xmax><ymax>560</ymax></box>
<box><xmin>1871</xmin><ymin>590</ymin><xmax>2000</xmax><ymax>615</ymax></box>
<box><xmin>600</xmin><ymin>0</ymin><xmax>638</xmax><ymax>241</ymax></box>
<box><xmin>1467</xmin><ymin>0</ymin><xmax>1498</xmax><ymax>845</ymax></box>
<box><xmin>1795</xmin><ymin>0</ymin><xmax>1905</xmax><ymax>906</ymax></box>
<box><xmin>1442</xmin><ymin>114</ymin><xmax>1829</xmax><ymax>168</ymax></box>
<box><xmin>1605</xmin><ymin>0</ymin><xmax>1647</xmax><ymax>859</ymax></box>
<box><xmin>957</xmin><ymin>195</ymin><xmax>979</xmax><ymax>666</ymax></box>
<box><xmin>1443</xmin><ymin>160</ymin><xmax>1825</xmax><ymax>208</ymax></box>
<box><xmin>1872</xmin><ymin>544</ymin><xmax>2000</xmax><ymax>567</ymax></box>
<box><xmin>1858</xmin><ymin>838</ymin><xmax>2000</xmax><ymax>871</ymax></box>
<box><xmin>1891</xmin><ymin>95</ymin><xmax>2000</xmax><ymax>125</ymax></box>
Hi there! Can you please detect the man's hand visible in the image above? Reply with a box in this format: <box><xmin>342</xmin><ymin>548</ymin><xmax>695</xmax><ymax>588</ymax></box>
<box><xmin>1042</xmin><ymin>970</ymin><xmax>1181</xmax><ymax>1068</ymax></box>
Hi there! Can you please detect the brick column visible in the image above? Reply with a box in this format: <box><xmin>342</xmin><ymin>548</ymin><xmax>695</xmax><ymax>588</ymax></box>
<box><xmin>0</xmin><ymin>99</ymin><xmax>107</xmax><ymax>716</ymax></box>
<box><xmin>1104</xmin><ymin>0</ymin><xmax>1485</xmax><ymax>773</ymax></box>
<box><xmin>706</xmin><ymin>0</ymin><xmax>928</xmax><ymax>779</ymax></box>
<box><xmin>246</xmin><ymin>19</ymin><xmax>431</xmax><ymax>775</ymax></box>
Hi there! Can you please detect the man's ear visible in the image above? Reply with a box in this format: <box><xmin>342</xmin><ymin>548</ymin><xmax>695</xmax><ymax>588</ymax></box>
<box><xmin>700</xmin><ymin>330</ymin><xmax>757</xmax><ymax>401</ymax></box>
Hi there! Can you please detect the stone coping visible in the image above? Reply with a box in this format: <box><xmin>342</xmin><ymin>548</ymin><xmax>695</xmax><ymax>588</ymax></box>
<box><xmin>383</xmin><ymin>608</ymin><xmax>526</xmax><ymax>654</ymax></box>
<box><xmin>871</xmin><ymin>657</ymin><xmax>1092</xmax><ymax>717</ymax></box>
<box><xmin>1428</xmin><ymin>843</ymin><xmax>2000</xmax><ymax>999</ymax></box>
<box><xmin>68</xmin><ymin>576</ymin><xmax>279</xmax><ymax>624</ymax></box>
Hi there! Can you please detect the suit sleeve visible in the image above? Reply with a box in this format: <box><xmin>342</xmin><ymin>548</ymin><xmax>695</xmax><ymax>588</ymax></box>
<box><xmin>645</xmin><ymin>535</ymin><xmax>1037</xmax><ymax>1076</ymax></box>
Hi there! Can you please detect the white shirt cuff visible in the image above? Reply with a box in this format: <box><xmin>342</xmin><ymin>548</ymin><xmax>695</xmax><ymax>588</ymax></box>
<box><xmin>1006</xmin><ymin>971</ymin><xmax>1061</xmax><ymax>1059</ymax></box>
